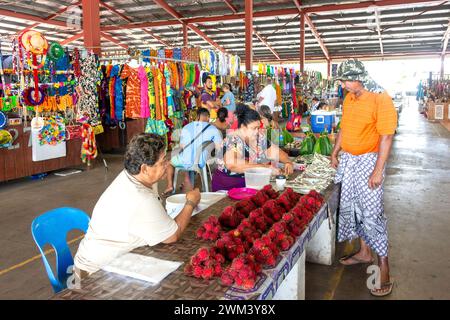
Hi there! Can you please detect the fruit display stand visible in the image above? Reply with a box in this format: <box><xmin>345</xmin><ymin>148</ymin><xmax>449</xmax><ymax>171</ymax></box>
<box><xmin>52</xmin><ymin>175</ymin><xmax>339</xmax><ymax>301</ymax></box>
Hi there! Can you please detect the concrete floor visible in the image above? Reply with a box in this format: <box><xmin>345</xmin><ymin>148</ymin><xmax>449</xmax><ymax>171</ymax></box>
<box><xmin>0</xmin><ymin>97</ymin><xmax>448</xmax><ymax>300</ymax></box>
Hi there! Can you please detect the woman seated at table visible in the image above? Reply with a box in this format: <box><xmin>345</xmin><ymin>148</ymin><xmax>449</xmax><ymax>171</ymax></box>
<box><xmin>74</xmin><ymin>133</ymin><xmax>201</xmax><ymax>280</ymax></box>
<box><xmin>258</xmin><ymin>104</ymin><xmax>276</xmax><ymax>130</ymax></box>
<box><xmin>213</xmin><ymin>107</ymin><xmax>229</xmax><ymax>138</ymax></box>
<box><xmin>211</xmin><ymin>104</ymin><xmax>294</xmax><ymax>191</ymax></box>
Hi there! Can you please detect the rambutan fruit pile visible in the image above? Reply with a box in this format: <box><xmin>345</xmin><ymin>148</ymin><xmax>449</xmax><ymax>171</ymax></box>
<box><xmin>220</xmin><ymin>253</ymin><xmax>262</xmax><ymax>289</ymax></box>
<box><xmin>185</xmin><ymin>187</ymin><xmax>325</xmax><ymax>290</ymax></box>
<box><xmin>196</xmin><ymin>216</ymin><xmax>223</xmax><ymax>241</ymax></box>
<box><xmin>184</xmin><ymin>247</ymin><xmax>225</xmax><ymax>280</ymax></box>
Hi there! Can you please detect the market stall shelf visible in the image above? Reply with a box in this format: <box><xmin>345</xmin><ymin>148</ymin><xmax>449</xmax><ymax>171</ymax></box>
<box><xmin>52</xmin><ymin>181</ymin><xmax>339</xmax><ymax>301</ymax></box>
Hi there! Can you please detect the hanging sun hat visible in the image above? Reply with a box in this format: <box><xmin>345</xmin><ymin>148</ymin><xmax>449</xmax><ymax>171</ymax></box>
<box><xmin>19</xmin><ymin>30</ymin><xmax>48</xmax><ymax>55</ymax></box>
<box><xmin>47</xmin><ymin>41</ymin><xmax>65</xmax><ymax>61</ymax></box>
<box><xmin>334</xmin><ymin>58</ymin><xmax>384</xmax><ymax>93</ymax></box>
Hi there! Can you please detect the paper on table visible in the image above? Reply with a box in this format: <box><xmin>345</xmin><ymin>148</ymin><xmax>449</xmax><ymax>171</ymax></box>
<box><xmin>102</xmin><ymin>253</ymin><xmax>182</xmax><ymax>284</ymax></box>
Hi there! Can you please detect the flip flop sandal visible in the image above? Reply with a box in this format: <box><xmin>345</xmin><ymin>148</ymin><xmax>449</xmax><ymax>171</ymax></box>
<box><xmin>370</xmin><ymin>278</ymin><xmax>395</xmax><ymax>297</ymax></box>
<box><xmin>339</xmin><ymin>253</ymin><xmax>375</xmax><ymax>266</ymax></box>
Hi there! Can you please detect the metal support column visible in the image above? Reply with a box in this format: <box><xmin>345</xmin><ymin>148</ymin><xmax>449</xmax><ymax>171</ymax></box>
<box><xmin>82</xmin><ymin>0</ymin><xmax>101</xmax><ymax>54</ymax></box>
<box><xmin>183</xmin><ymin>23</ymin><xmax>188</xmax><ymax>47</ymax></box>
<box><xmin>327</xmin><ymin>59</ymin><xmax>331</xmax><ymax>79</ymax></box>
<box><xmin>300</xmin><ymin>13</ymin><xmax>305</xmax><ymax>73</ymax></box>
<box><xmin>245</xmin><ymin>0</ymin><xmax>253</xmax><ymax>71</ymax></box>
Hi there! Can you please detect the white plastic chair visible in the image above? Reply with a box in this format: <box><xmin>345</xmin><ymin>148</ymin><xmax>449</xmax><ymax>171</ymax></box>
<box><xmin>172</xmin><ymin>141</ymin><xmax>216</xmax><ymax>193</ymax></box>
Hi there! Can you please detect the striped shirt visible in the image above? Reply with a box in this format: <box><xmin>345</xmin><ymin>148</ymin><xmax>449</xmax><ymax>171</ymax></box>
<box><xmin>341</xmin><ymin>90</ymin><xmax>397</xmax><ymax>155</ymax></box>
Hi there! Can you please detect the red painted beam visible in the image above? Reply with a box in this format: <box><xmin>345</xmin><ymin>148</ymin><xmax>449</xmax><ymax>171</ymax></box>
<box><xmin>0</xmin><ymin>8</ymin><xmax>69</xmax><ymax>28</ymax></box>
<box><xmin>102</xmin><ymin>20</ymin><xmax>179</xmax><ymax>31</ymax></box>
<box><xmin>19</xmin><ymin>1</ymin><xmax>82</xmax><ymax>33</ymax></box>
<box><xmin>304</xmin><ymin>0</ymin><xmax>441</xmax><ymax>14</ymax></box>
<box><xmin>254</xmin><ymin>30</ymin><xmax>280</xmax><ymax>60</ymax></box>
<box><xmin>100</xmin><ymin>1</ymin><xmax>170</xmax><ymax>47</ymax></box>
<box><xmin>105</xmin><ymin>0</ymin><xmax>440</xmax><ymax>29</ymax></box>
<box><xmin>245</xmin><ymin>0</ymin><xmax>253</xmax><ymax>71</ymax></box>
<box><xmin>374</xmin><ymin>8</ymin><xmax>384</xmax><ymax>56</ymax></box>
<box><xmin>256</xmin><ymin>51</ymin><xmax>446</xmax><ymax>63</ymax></box>
<box><xmin>441</xmin><ymin>22</ymin><xmax>450</xmax><ymax>78</ymax></box>
<box><xmin>82</xmin><ymin>0</ymin><xmax>101</xmax><ymax>54</ymax></box>
<box><xmin>100</xmin><ymin>1</ymin><xmax>132</xmax><ymax>22</ymax></box>
<box><xmin>327</xmin><ymin>59</ymin><xmax>331</xmax><ymax>78</ymax></box>
<box><xmin>143</xmin><ymin>30</ymin><xmax>171</xmax><ymax>47</ymax></box>
<box><xmin>224</xmin><ymin>0</ymin><xmax>238</xmax><ymax>14</ymax></box>
<box><xmin>60</xmin><ymin>32</ymin><xmax>83</xmax><ymax>46</ymax></box>
<box><xmin>151</xmin><ymin>0</ymin><xmax>225</xmax><ymax>52</ymax></box>
<box><xmin>188</xmin><ymin>24</ymin><xmax>224</xmax><ymax>51</ymax></box>
<box><xmin>183</xmin><ymin>23</ymin><xmax>188</xmax><ymax>47</ymax></box>
<box><xmin>152</xmin><ymin>0</ymin><xmax>183</xmax><ymax>21</ymax></box>
<box><xmin>304</xmin><ymin>14</ymin><xmax>330</xmax><ymax>60</ymax></box>
<box><xmin>294</xmin><ymin>0</ymin><xmax>330</xmax><ymax>61</ymax></box>
<box><xmin>100</xmin><ymin>32</ymin><xmax>129</xmax><ymax>49</ymax></box>
<box><xmin>442</xmin><ymin>22</ymin><xmax>450</xmax><ymax>56</ymax></box>
<box><xmin>300</xmin><ymin>13</ymin><xmax>305</xmax><ymax>72</ymax></box>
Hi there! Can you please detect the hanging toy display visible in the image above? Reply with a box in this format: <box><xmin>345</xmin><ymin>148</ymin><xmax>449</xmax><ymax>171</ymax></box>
<box><xmin>81</xmin><ymin>123</ymin><xmax>98</xmax><ymax>166</ymax></box>
<box><xmin>38</xmin><ymin>116</ymin><xmax>66</xmax><ymax>146</ymax></box>
<box><xmin>72</xmin><ymin>48</ymin><xmax>81</xmax><ymax>79</ymax></box>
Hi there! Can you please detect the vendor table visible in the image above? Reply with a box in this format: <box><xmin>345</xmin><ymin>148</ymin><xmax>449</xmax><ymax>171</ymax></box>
<box><xmin>0</xmin><ymin>125</ymin><xmax>82</xmax><ymax>182</ymax></box>
<box><xmin>52</xmin><ymin>182</ymin><xmax>340</xmax><ymax>300</ymax></box>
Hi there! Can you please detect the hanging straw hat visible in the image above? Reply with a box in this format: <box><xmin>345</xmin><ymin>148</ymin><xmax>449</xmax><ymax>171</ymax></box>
<box><xmin>19</xmin><ymin>30</ymin><xmax>48</xmax><ymax>55</ymax></box>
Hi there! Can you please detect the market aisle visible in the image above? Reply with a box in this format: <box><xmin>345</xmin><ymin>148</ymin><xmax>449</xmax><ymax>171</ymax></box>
<box><xmin>306</xmin><ymin>97</ymin><xmax>450</xmax><ymax>300</ymax></box>
<box><xmin>0</xmin><ymin>155</ymin><xmax>125</xmax><ymax>299</ymax></box>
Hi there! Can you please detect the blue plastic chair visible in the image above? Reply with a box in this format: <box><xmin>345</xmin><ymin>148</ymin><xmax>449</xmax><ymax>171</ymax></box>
<box><xmin>31</xmin><ymin>207</ymin><xmax>90</xmax><ymax>293</ymax></box>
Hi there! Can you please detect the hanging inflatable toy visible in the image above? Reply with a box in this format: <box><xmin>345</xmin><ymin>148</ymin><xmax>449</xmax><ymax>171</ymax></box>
<box><xmin>47</xmin><ymin>41</ymin><xmax>65</xmax><ymax>62</ymax></box>
<box><xmin>0</xmin><ymin>129</ymin><xmax>13</xmax><ymax>147</ymax></box>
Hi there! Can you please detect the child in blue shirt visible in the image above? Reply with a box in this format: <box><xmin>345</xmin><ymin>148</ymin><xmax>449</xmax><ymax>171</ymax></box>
<box><xmin>221</xmin><ymin>83</ymin><xmax>236</xmax><ymax>113</ymax></box>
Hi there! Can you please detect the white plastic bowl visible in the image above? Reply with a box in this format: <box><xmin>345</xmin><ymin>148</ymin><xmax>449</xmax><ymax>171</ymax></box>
<box><xmin>244</xmin><ymin>167</ymin><xmax>272</xmax><ymax>190</ymax></box>
<box><xmin>165</xmin><ymin>192</ymin><xmax>225</xmax><ymax>219</ymax></box>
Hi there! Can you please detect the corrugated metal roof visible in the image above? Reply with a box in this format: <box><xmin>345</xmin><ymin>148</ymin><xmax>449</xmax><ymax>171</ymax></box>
<box><xmin>0</xmin><ymin>0</ymin><xmax>449</xmax><ymax>62</ymax></box>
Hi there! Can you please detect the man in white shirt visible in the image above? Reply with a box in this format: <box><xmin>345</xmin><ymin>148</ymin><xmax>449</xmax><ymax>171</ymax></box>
<box><xmin>256</xmin><ymin>78</ymin><xmax>279</xmax><ymax>127</ymax></box>
<box><xmin>74</xmin><ymin>133</ymin><xmax>200</xmax><ymax>279</ymax></box>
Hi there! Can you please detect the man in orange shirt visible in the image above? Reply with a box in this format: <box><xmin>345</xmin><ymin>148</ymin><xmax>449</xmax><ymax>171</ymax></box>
<box><xmin>331</xmin><ymin>59</ymin><xmax>397</xmax><ymax>297</ymax></box>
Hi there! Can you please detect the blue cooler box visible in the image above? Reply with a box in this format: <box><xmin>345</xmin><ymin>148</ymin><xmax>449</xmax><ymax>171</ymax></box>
<box><xmin>311</xmin><ymin>111</ymin><xmax>335</xmax><ymax>133</ymax></box>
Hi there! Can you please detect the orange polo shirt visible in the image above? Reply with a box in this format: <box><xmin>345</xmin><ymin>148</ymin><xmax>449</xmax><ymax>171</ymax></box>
<box><xmin>341</xmin><ymin>90</ymin><xmax>397</xmax><ymax>156</ymax></box>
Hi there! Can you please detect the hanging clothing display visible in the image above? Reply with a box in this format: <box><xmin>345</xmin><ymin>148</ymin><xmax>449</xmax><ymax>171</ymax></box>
<box><xmin>120</xmin><ymin>64</ymin><xmax>141</xmax><ymax>119</ymax></box>
<box><xmin>244</xmin><ymin>72</ymin><xmax>254</xmax><ymax>103</ymax></box>
<box><xmin>77</xmin><ymin>53</ymin><xmax>100</xmax><ymax>123</ymax></box>
<box><xmin>138</xmin><ymin>65</ymin><xmax>150</xmax><ymax>118</ymax></box>
<box><xmin>81</xmin><ymin>123</ymin><xmax>97</xmax><ymax>165</ymax></box>
<box><xmin>145</xmin><ymin>118</ymin><xmax>169</xmax><ymax>136</ymax></box>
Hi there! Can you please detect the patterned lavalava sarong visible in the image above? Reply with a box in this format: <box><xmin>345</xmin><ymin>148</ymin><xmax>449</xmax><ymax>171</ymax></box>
<box><xmin>335</xmin><ymin>152</ymin><xmax>389</xmax><ymax>257</ymax></box>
